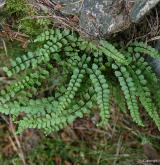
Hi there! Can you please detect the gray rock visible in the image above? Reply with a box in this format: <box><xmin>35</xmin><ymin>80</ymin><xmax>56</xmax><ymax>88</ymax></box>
<box><xmin>130</xmin><ymin>0</ymin><xmax>160</xmax><ymax>22</ymax></box>
<box><xmin>52</xmin><ymin>0</ymin><xmax>160</xmax><ymax>36</ymax></box>
<box><xmin>0</xmin><ymin>0</ymin><xmax>5</xmax><ymax>8</ymax></box>
<box><xmin>148</xmin><ymin>40</ymin><xmax>160</xmax><ymax>77</ymax></box>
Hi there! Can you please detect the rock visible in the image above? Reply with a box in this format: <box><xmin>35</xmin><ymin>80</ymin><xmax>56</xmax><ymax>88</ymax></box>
<box><xmin>52</xmin><ymin>0</ymin><xmax>160</xmax><ymax>36</ymax></box>
<box><xmin>0</xmin><ymin>0</ymin><xmax>5</xmax><ymax>8</ymax></box>
<box><xmin>130</xmin><ymin>0</ymin><xmax>160</xmax><ymax>22</ymax></box>
<box><xmin>148</xmin><ymin>40</ymin><xmax>160</xmax><ymax>77</ymax></box>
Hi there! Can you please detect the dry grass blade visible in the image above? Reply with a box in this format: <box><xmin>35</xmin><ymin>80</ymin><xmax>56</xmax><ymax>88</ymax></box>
<box><xmin>8</xmin><ymin>118</ymin><xmax>26</xmax><ymax>165</ymax></box>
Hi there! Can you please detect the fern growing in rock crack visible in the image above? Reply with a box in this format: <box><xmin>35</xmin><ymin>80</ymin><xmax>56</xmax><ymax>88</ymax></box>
<box><xmin>1</xmin><ymin>28</ymin><xmax>160</xmax><ymax>134</ymax></box>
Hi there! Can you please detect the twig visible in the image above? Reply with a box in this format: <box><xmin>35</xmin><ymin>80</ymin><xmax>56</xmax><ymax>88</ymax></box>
<box><xmin>73</xmin><ymin>126</ymin><xmax>111</xmax><ymax>136</ymax></box>
<box><xmin>113</xmin><ymin>135</ymin><xmax>123</xmax><ymax>165</ymax></box>
<box><xmin>9</xmin><ymin>118</ymin><xmax>27</xmax><ymax>165</ymax></box>
<box><xmin>148</xmin><ymin>36</ymin><xmax>160</xmax><ymax>42</ymax></box>
<box><xmin>2</xmin><ymin>39</ymin><xmax>8</xmax><ymax>56</ymax></box>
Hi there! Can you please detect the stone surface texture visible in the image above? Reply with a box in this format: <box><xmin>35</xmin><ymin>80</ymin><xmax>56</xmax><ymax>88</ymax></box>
<box><xmin>0</xmin><ymin>0</ymin><xmax>5</xmax><ymax>8</ymax></box>
<box><xmin>52</xmin><ymin>0</ymin><xmax>160</xmax><ymax>36</ymax></box>
<box><xmin>149</xmin><ymin>40</ymin><xmax>160</xmax><ymax>76</ymax></box>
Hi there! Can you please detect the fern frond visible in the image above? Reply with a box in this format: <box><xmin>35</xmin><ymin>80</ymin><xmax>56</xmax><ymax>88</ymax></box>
<box><xmin>133</xmin><ymin>54</ymin><xmax>160</xmax><ymax>109</ymax></box>
<box><xmin>0</xmin><ymin>97</ymin><xmax>54</xmax><ymax>116</ymax></box>
<box><xmin>58</xmin><ymin>65</ymin><xmax>86</xmax><ymax>112</ymax></box>
<box><xmin>1</xmin><ymin>27</ymin><xmax>160</xmax><ymax>133</ymax></box>
<box><xmin>99</xmin><ymin>40</ymin><xmax>129</xmax><ymax>65</ymax></box>
<box><xmin>34</xmin><ymin>29</ymin><xmax>72</xmax><ymax>43</ymax></box>
<box><xmin>128</xmin><ymin>65</ymin><xmax>160</xmax><ymax>129</ymax></box>
<box><xmin>130</xmin><ymin>42</ymin><xmax>160</xmax><ymax>58</ymax></box>
<box><xmin>17</xmin><ymin>92</ymin><xmax>94</xmax><ymax>134</ymax></box>
<box><xmin>89</xmin><ymin>64</ymin><xmax>110</xmax><ymax>126</ymax></box>
<box><xmin>112</xmin><ymin>63</ymin><xmax>144</xmax><ymax>126</ymax></box>
<box><xmin>134</xmin><ymin>54</ymin><xmax>158</xmax><ymax>84</ymax></box>
<box><xmin>3</xmin><ymin>30</ymin><xmax>74</xmax><ymax>77</ymax></box>
<box><xmin>0</xmin><ymin>68</ymin><xmax>49</xmax><ymax>105</ymax></box>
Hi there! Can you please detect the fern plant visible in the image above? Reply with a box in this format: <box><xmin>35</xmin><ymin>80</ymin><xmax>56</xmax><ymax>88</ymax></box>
<box><xmin>1</xmin><ymin>28</ymin><xmax>160</xmax><ymax>134</ymax></box>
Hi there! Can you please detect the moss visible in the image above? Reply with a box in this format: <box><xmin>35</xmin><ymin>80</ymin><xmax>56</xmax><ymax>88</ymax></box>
<box><xmin>19</xmin><ymin>18</ymin><xmax>52</xmax><ymax>36</ymax></box>
<box><xmin>6</xmin><ymin>0</ymin><xmax>29</xmax><ymax>15</ymax></box>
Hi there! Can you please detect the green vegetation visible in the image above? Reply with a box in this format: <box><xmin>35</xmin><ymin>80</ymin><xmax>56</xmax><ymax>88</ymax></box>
<box><xmin>0</xmin><ymin>1</ymin><xmax>160</xmax><ymax>164</ymax></box>
<box><xmin>5</xmin><ymin>0</ymin><xmax>29</xmax><ymax>15</ymax></box>
<box><xmin>0</xmin><ymin>27</ymin><xmax>160</xmax><ymax>134</ymax></box>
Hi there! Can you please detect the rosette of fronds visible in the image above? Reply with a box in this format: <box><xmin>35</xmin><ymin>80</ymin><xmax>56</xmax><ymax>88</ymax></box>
<box><xmin>1</xmin><ymin>28</ymin><xmax>160</xmax><ymax>134</ymax></box>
